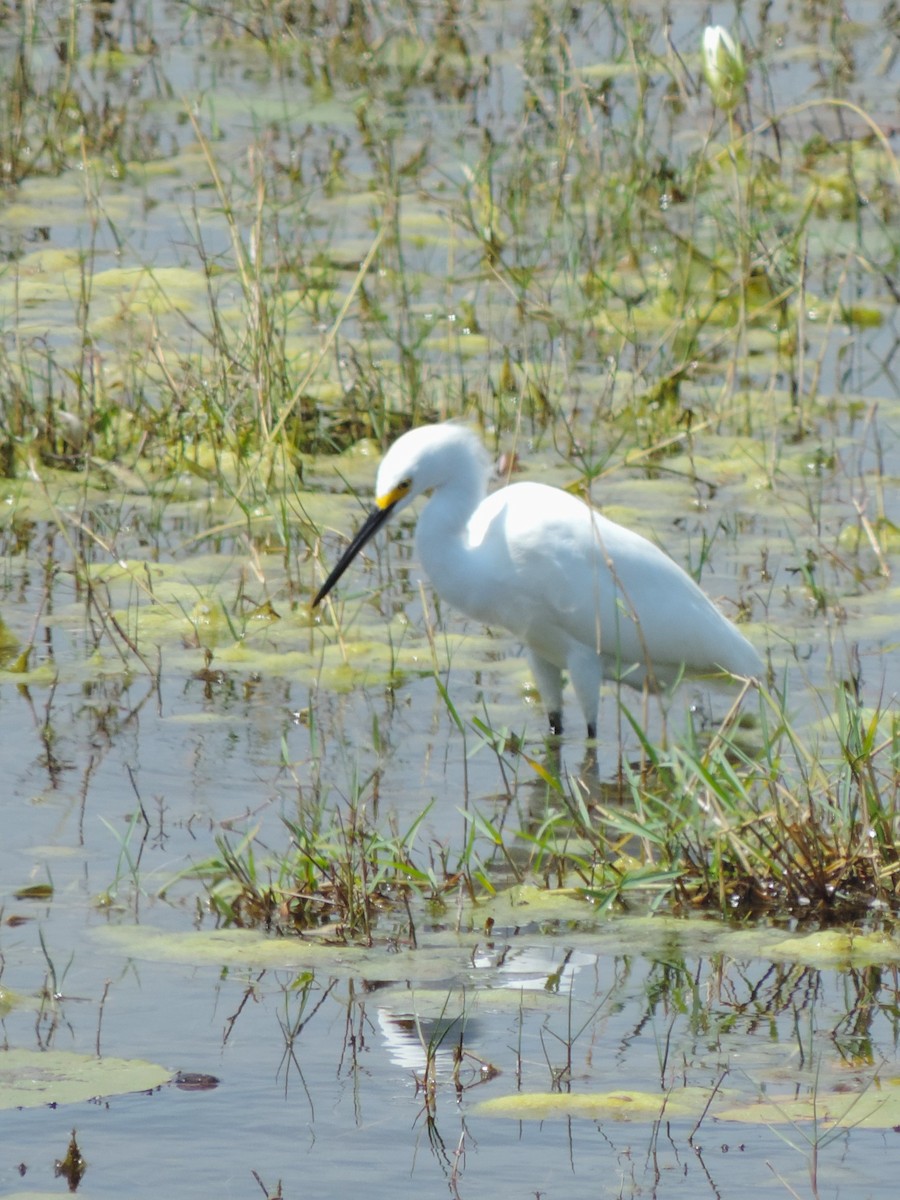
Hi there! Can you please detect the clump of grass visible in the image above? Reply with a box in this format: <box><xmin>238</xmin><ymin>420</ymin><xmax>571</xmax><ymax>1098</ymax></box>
<box><xmin>181</xmin><ymin>770</ymin><xmax>477</xmax><ymax>944</ymax></box>
<box><xmin>555</xmin><ymin>683</ymin><xmax>900</xmax><ymax>922</ymax></box>
<box><xmin>179</xmin><ymin>681</ymin><xmax>899</xmax><ymax>941</ymax></box>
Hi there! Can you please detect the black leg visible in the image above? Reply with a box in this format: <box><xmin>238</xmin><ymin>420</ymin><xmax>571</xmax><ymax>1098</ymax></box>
<box><xmin>548</xmin><ymin>711</ymin><xmax>563</xmax><ymax>736</ymax></box>
<box><xmin>586</xmin><ymin>722</ymin><xmax>596</xmax><ymax>740</ymax></box>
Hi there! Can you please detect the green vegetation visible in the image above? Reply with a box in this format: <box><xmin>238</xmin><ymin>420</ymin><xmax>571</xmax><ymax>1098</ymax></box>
<box><xmin>0</xmin><ymin>2</ymin><xmax>896</xmax><ymax>939</ymax></box>
<box><xmin>183</xmin><ymin>677</ymin><xmax>899</xmax><ymax>940</ymax></box>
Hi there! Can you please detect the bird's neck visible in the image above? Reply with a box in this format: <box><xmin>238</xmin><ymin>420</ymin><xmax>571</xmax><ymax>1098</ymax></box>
<box><xmin>414</xmin><ymin>478</ymin><xmax>485</xmax><ymax>604</ymax></box>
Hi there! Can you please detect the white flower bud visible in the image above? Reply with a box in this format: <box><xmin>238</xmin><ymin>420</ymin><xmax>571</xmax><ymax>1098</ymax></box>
<box><xmin>702</xmin><ymin>25</ymin><xmax>747</xmax><ymax>111</ymax></box>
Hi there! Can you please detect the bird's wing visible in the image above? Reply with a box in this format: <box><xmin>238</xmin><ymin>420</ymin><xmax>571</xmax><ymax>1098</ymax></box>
<box><xmin>489</xmin><ymin>483</ymin><xmax>749</xmax><ymax>675</ymax></box>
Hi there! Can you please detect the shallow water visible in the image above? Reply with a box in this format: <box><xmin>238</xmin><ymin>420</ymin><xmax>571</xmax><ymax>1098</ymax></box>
<box><xmin>3</xmin><ymin>907</ymin><xmax>900</xmax><ymax>1198</ymax></box>
<box><xmin>1</xmin><ymin>1</ymin><xmax>899</xmax><ymax>1197</ymax></box>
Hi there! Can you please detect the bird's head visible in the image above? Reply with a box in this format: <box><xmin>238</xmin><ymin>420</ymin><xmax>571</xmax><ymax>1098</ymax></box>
<box><xmin>374</xmin><ymin>423</ymin><xmax>488</xmax><ymax>515</ymax></box>
<box><xmin>313</xmin><ymin>422</ymin><xmax>488</xmax><ymax>608</ymax></box>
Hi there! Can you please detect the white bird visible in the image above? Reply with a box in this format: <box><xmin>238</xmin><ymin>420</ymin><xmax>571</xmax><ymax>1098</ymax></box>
<box><xmin>313</xmin><ymin>423</ymin><xmax>762</xmax><ymax>739</ymax></box>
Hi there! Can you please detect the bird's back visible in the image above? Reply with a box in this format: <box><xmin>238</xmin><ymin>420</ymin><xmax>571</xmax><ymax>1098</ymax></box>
<box><xmin>466</xmin><ymin>481</ymin><xmax>760</xmax><ymax>683</ymax></box>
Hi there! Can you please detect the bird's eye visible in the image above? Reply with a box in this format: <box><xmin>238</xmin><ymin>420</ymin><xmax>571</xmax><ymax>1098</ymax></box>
<box><xmin>377</xmin><ymin>478</ymin><xmax>413</xmax><ymax>511</ymax></box>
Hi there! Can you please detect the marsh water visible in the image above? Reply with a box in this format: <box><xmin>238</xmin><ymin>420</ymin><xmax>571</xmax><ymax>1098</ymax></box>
<box><xmin>1</xmin><ymin>1</ymin><xmax>899</xmax><ymax>1197</ymax></box>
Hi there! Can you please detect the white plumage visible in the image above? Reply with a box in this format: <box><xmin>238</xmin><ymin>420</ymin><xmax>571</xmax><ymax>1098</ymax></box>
<box><xmin>314</xmin><ymin>423</ymin><xmax>761</xmax><ymax>738</ymax></box>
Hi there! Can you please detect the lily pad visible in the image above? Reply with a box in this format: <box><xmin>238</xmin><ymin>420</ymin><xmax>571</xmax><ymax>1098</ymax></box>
<box><xmin>0</xmin><ymin>1049</ymin><xmax>171</xmax><ymax>1110</ymax></box>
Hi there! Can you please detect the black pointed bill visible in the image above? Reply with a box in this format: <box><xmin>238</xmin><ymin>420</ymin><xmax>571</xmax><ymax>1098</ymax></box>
<box><xmin>312</xmin><ymin>481</ymin><xmax>410</xmax><ymax>607</ymax></box>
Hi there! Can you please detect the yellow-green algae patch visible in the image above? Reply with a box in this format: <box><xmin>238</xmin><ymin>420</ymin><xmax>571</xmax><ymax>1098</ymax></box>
<box><xmin>448</xmin><ymin>911</ymin><xmax>807</xmax><ymax>961</ymax></box>
<box><xmin>459</xmin><ymin>884</ymin><xmax>597</xmax><ymax>928</ymax></box>
<box><xmin>477</xmin><ymin>1079</ymin><xmax>900</xmax><ymax>1131</ymax></box>
<box><xmin>577</xmin><ymin>60</ymin><xmax>642</xmax><ymax>83</ymax></box>
<box><xmin>426</xmin><ymin>332</ymin><xmax>491</xmax><ymax>357</ymax></box>
<box><xmin>764</xmin><ymin>929</ymin><xmax>900</xmax><ymax>967</ymax></box>
<box><xmin>2</xmin><ymin>1193</ymin><xmax>73</xmax><ymax>1200</ymax></box>
<box><xmin>0</xmin><ymin>615</ymin><xmax>21</xmax><ymax>667</ymax></box>
<box><xmin>716</xmin><ymin>1080</ymin><xmax>900</xmax><ymax>1130</ymax></box>
<box><xmin>475</xmin><ymin>1087</ymin><xmax>711</xmax><ymax>1122</ymax></box>
<box><xmin>3</xmin><ymin>177</ymin><xmax>87</xmax><ymax>226</ymax></box>
<box><xmin>313</xmin><ymin>622</ymin><xmax>521</xmax><ymax>681</ymax></box>
<box><xmin>89</xmin><ymin>265</ymin><xmax>206</xmax><ymax>314</ymax></box>
<box><xmin>0</xmin><ymin>987</ymin><xmax>29</xmax><ymax>1018</ymax></box>
<box><xmin>0</xmin><ymin>662</ymin><xmax>60</xmax><ymax>687</ymax></box>
<box><xmin>92</xmin><ymin>925</ymin><xmax>465</xmax><ymax>983</ymax></box>
<box><xmin>0</xmin><ymin>1049</ymin><xmax>171</xmax><ymax>1110</ymax></box>
<box><xmin>9</xmin><ymin>245</ymin><xmax>86</xmax><ymax>274</ymax></box>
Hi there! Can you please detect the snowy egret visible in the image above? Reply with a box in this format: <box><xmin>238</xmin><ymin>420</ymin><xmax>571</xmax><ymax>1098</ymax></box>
<box><xmin>313</xmin><ymin>423</ymin><xmax>762</xmax><ymax>738</ymax></box>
